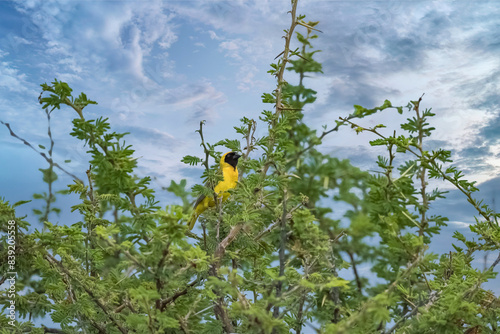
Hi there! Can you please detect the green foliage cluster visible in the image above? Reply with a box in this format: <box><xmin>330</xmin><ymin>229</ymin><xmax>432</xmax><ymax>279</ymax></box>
<box><xmin>1</xmin><ymin>1</ymin><xmax>499</xmax><ymax>333</ymax></box>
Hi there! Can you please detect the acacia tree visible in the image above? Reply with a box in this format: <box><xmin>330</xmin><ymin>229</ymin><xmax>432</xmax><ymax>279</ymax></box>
<box><xmin>1</xmin><ymin>1</ymin><xmax>499</xmax><ymax>333</ymax></box>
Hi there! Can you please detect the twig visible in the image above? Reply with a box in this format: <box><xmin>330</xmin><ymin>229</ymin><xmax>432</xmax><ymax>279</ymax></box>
<box><xmin>41</xmin><ymin>109</ymin><xmax>56</xmax><ymax>223</ymax></box>
<box><xmin>330</xmin><ymin>230</ymin><xmax>346</xmax><ymax>243</ymax></box>
<box><xmin>85</xmin><ymin>166</ymin><xmax>94</xmax><ymax>276</ymax></box>
<box><xmin>254</xmin><ymin>202</ymin><xmax>303</xmax><ymax>241</ymax></box>
<box><xmin>293</xmin><ymin>113</ymin><xmax>358</xmax><ymax>159</ymax></box>
<box><xmin>239</xmin><ymin>119</ymin><xmax>257</xmax><ymax>181</ymax></box>
<box><xmin>195</xmin><ymin>120</ymin><xmax>221</xmax><ymax>225</ymax></box>
<box><xmin>208</xmin><ymin>223</ymin><xmax>245</xmax><ymax>333</ymax></box>
<box><xmin>414</xmin><ymin>95</ymin><xmax>429</xmax><ymax>238</ymax></box>
<box><xmin>347</xmin><ymin>251</ymin><xmax>362</xmax><ymax>293</ymax></box>
<box><xmin>273</xmin><ymin>188</ymin><xmax>288</xmax><ymax>319</ymax></box>
<box><xmin>382</xmin><ymin>291</ymin><xmax>438</xmax><ymax>334</ymax></box>
<box><xmin>114</xmin><ymin>303</ymin><xmax>127</xmax><ymax>314</ymax></box>
<box><xmin>0</xmin><ymin>120</ymin><xmax>83</xmax><ymax>183</ymax></box>
<box><xmin>158</xmin><ymin>278</ymin><xmax>200</xmax><ymax>311</ymax></box>
<box><xmin>341</xmin><ymin>115</ymin><xmax>497</xmax><ymax>226</ymax></box>
<box><xmin>213</xmin><ymin>224</ymin><xmax>245</xmax><ymax>266</ymax></box>
<box><xmin>260</xmin><ymin>0</ymin><xmax>299</xmax><ymax>178</ymax></box>
<box><xmin>42</xmin><ymin>325</ymin><xmax>65</xmax><ymax>333</ymax></box>
<box><xmin>197</xmin><ymin>121</ymin><xmax>211</xmax><ymax>173</ymax></box>
<box><xmin>488</xmin><ymin>252</ymin><xmax>500</xmax><ymax>272</ymax></box>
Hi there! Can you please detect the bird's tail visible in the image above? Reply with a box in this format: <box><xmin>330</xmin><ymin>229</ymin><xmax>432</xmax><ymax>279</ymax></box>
<box><xmin>188</xmin><ymin>211</ymin><xmax>199</xmax><ymax>230</ymax></box>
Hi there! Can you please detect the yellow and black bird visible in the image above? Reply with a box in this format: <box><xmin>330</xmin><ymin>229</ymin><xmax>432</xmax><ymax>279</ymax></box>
<box><xmin>188</xmin><ymin>151</ymin><xmax>241</xmax><ymax>230</ymax></box>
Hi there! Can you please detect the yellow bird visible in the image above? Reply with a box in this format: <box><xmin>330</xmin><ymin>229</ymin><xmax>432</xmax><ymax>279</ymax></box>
<box><xmin>188</xmin><ymin>151</ymin><xmax>241</xmax><ymax>230</ymax></box>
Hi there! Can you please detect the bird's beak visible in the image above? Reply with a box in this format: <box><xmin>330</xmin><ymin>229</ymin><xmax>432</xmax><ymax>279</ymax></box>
<box><xmin>234</xmin><ymin>153</ymin><xmax>242</xmax><ymax>160</ymax></box>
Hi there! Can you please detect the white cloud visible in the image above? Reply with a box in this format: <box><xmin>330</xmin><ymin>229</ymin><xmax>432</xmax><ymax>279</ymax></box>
<box><xmin>237</xmin><ymin>64</ymin><xmax>268</xmax><ymax>92</ymax></box>
<box><xmin>163</xmin><ymin>81</ymin><xmax>226</xmax><ymax>109</ymax></box>
<box><xmin>3</xmin><ymin>0</ymin><xmax>500</xmax><ymax>193</ymax></box>
<box><xmin>0</xmin><ymin>62</ymin><xmax>29</xmax><ymax>92</ymax></box>
<box><xmin>448</xmin><ymin>221</ymin><xmax>471</xmax><ymax>229</ymax></box>
<box><xmin>13</xmin><ymin>0</ymin><xmax>178</xmax><ymax>83</ymax></box>
<box><xmin>208</xmin><ymin>30</ymin><xmax>221</xmax><ymax>40</ymax></box>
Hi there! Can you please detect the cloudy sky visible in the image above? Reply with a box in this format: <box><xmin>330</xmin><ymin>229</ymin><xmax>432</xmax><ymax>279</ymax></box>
<box><xmin>1</xmin><ymin>0</ymin><xmax>499</xmax><ymax>304</ymax></box>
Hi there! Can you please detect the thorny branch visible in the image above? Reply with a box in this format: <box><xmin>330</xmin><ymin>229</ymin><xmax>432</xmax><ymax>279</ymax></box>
<box><xmin>41</xmin><ymin>109</ymin><xmax>56</xmax><ymax>223</ymax></box>
<box><xmin>159</xmin><ymin>278</ymin><xmax>201</xmax><ymax>311</ymax></box>
<box><xmin>238</xmin><ymin>118</ymin><xmax>257</xmax><ymax>181</ymax></box>
<box><xmin>413</xmin><ymin>94</ymin><xmax>429</xmax><ymax>238</ymax></box>
<box><xmin>254</xmin><ymin>201</ymin><xmax>304</xmax><ymax>241</ymax></box>
<box><xmin>273</xmin><ymin>188</ymin><xmax>288</xmax><ymax>320</ymax></box>
<box><xmin>261</xmin><ymin>0</ymin><xmax>299</xmax><ymax>178</ymax></box>
<box><xmin>209</xmin><ymin>223</ymin><xmax>245</xmax><ymax>333</ymax></box>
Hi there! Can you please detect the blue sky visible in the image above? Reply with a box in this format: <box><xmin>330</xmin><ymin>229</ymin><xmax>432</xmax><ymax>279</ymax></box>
<box><xmin>1</xmin><ymin>0</ymin><xmax>499</xmax><ymax>316</ymax></box>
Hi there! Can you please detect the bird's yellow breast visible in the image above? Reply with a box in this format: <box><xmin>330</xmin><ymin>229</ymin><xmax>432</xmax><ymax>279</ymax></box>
<box><xmin>214</xmin><ymin>165</ymin><xmax>239</xmax><ymax>193</ymax></box>
<box><xmin>193</xmin><ymin>165</ymin><xmax>238</xmax><ymax>215</ymax></box>
<box><xmin>188</xmin><ymin>151</ymin><xmax>241</xmax><ymax>230</ymax></box>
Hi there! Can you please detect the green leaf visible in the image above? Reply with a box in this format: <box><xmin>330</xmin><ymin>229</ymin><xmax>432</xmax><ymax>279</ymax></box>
<box><xmin>13</xmin><ymin>200</ymin><xmax>31</xmax><ymax>207</ymax></box>
<box><xmin>370</xmin><ymin>138</ymin><xmax>386</xmax><ymax>146</ymax></box>
<box><xmin>181</xmin><ymin>155</ymin><xmax>202</xmax><ymax>166</ymax></box>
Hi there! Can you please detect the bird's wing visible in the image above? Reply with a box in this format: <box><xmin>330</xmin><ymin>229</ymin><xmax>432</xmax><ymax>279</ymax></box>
<box><xmin>193</xmin><ymin>166</ymin><xmax>224</xmax><ymax>209</ymax></box>
<box><xmin>192</xmin><ymin>193</ymin><xmax>206</xmax><ymax>210</ymax></box>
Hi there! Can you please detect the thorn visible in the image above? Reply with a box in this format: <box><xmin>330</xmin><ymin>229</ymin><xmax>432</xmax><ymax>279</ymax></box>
<box><xmin>296</xmin><ymin>21</ymin><xmax>323</xmax><ymax>33</ymax></box>
<box><xmin>274</xmin><ymin>51</ymin><xmax>285</xmax><ymax>60</ymax></box>
<box><xmin>295</xmin><ymin>54</ymin><xmax>310</xmax><ymax>62</ymax></box>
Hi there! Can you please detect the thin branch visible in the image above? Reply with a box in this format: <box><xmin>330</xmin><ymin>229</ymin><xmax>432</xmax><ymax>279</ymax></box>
<box><xmin>42</xmin><ymin>325</ymin><xmax>65</xmax><ymax>333</ymax></box>
<box><xmin>213</xmin><ymin>224</ymin><xmax>245</xmax><ymax>265</ymax></box>
<box><xmin>340</xmin><ymin>116</ymin><xmax>497</xmax><ymax>226</ymax></box>
<box><xmin>159</xmin><ymin>278</ymin><xmax>200</xmax><ymax>311</ymax></box>
<box><xmin>254</xmin><ymin>202</ymin><xmax>303</xmax><ymax>241</ymax></box>
<box><xmin>382</xmin><ymin>291</ymin><xmax>438</xmax><ymax>334</ymax></box>
<box><xmin>85</xmin><ymin>166</ymin><xmax>94</xmax><ymax>277</ymax></box>
<box><xmin>347</xmin><ymin>251</ymin><xmax>362</xmax><ymax>294</ymax></box>
<box><xmin>296</xmin><ymin>20</ymin><xmax>323</xmax><ymax>32</ymax></box>
<box><xmin>195</xmin><ymin>120</ymin><xmax>222</xmax><ymax>226</ymax></box>
<box><xmin>260</xmin><ymin>0</ymin><xmax>299</xmax><ymax>178</ymax></box>
<box><xmin>414</xmin><ymin>95</ymin><xmax>428</xmax><ymax>238</ymax></box>
<box><xmin>0</xmin><ymin>120</ymin><xmax>83</xmax><ymax>183</ymax></box>
<box><xmin>206</xmin><ymin>223</ymin><xmax>245</xmax><ymax>333</ymax></box>
<box><xmin>488</xmin><ymin>252</ymin><xmax>500</xmax><ymax>272</ymax></box>
<box><xmin>330</xmin><ymin>230</ymin><xmax>346</xmax><ymax>243</ymax></box>
<box><xmin>294</xmin><ymin>113</ymin><xmax>358</xmax><ymax>158</ymax></box>
<box><xmin>197</xmin><ymin>120</ymin><xmax>211</xmax><ymax>173</ymax></box>
<box><xmin>114</xmin><ymin>303</ymin><xmax>127</xmax><ymax>314</ymax></box>
<box><xmin>273</xmin><ymin>188</ymin><xmax>288</xmax><ymax>319</ymax></box>
<box><xmin>41</xmin><ymin>109</ymin><xmax>56</xmax><ymax>223</ymax></box>
<box><xmin>239</xmin><ymin>118</ymin><xmax>257</xmax><ymax>181</ymax></box>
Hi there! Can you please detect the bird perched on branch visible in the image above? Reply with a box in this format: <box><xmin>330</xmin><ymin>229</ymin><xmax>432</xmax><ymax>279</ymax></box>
<box><xmin>188</xmin><ymin>152</ymin><xmax>241</xmax><ymax>230</ymax></box>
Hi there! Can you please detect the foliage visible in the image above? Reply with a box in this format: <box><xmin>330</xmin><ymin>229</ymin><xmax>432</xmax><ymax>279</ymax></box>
<box><xmin>1</xmin><ymin>1</ymin><xmax>499</xmax><ymax>333</ymax></box>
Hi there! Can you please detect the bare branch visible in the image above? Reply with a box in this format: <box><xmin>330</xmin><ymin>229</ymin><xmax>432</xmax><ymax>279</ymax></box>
<box><xmin>159</xmin><ymin>278</ymin><xmax>200</xmax><ymax>311</ymax></box>
<box><xmin>0</xmin><ymin>120</ymin><xmax>83</xmax><ymax>183</ymax></box>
